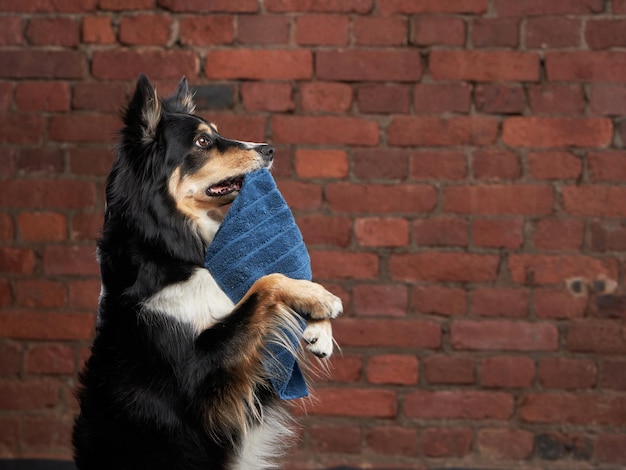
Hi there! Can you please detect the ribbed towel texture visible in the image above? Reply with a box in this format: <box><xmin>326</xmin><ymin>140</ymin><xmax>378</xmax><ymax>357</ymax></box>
<box><xmin>204</xmin><ymin>168</ymin><xmax>310</xmax><ymax>400</ymax></box>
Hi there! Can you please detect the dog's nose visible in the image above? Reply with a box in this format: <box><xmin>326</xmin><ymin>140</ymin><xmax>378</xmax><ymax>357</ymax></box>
<box><xmin>257</xmin><ymin>144</ymin><xmax>274</xmax><ymax>163</ymax></box>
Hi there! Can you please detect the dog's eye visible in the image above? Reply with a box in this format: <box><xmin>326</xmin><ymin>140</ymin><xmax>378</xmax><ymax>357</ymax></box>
<box><xmin>195</xmin><ymin>136</ymin><xmax>212</xmax><ymax>148</ymax></box>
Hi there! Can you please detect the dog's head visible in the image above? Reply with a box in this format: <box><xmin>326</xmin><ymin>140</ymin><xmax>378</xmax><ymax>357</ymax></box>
<box><xmin>110</xmin><ymin>75</ymin><xmax>274</xmax><ymax>249</ymax></box>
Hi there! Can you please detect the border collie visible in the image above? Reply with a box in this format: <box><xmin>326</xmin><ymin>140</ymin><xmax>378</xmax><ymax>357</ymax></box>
<box><xmin>72</xmin><ymin>75</ymin><xmax>341</xmax><ymax>470</ymax></box>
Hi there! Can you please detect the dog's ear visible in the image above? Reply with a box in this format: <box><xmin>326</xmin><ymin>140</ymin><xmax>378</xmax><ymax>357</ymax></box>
<box><xmin>124</xmin><ymin>74</ymin><xmax>162</xmax><ymax>142</ymax></box>
<box><xmin>167</xmin><ymin>76</ymin><xmax>196</xmax><ymax>114</ymax></box>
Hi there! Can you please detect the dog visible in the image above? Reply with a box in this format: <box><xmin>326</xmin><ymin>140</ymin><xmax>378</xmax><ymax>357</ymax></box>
<box><xmin>72</xmin><ymin>75</ymin><xmax>341</xmax><ymax>470</ymax></box>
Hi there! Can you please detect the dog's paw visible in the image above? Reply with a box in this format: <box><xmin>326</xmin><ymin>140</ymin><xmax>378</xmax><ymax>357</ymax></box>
<box><xmin>305</xmin><ymin>284</ymin><xmax>343</xmax><ymax>321</ymax></box>
<box><xmin>303</xmin><ymin>320</ymin><xmax>334</xmax><ymax>359</ymax></box>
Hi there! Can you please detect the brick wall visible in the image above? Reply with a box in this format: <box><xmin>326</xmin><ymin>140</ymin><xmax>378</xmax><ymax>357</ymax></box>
<box><xmin>1</xmin><ymin>0</ymin><xmax>625</xmax><ymax>468</ymax></box>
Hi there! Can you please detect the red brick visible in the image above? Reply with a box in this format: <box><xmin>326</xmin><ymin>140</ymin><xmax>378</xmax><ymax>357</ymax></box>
<box><xmin>424</xmin><ymin>355</ymin><xmax>475</xmax><ymax>384</ymax></box>
<box><xmin>354</xmin><ymin>149</ymin><xmax>409</xmax><ymax>180</ymax></box>
<box><xmin>99</xmin><ymin>0</ymin><xmax>153</xmax><ymax>8</ymax></box>
<box><xmin>316</xmin><ymin>50</ymin><xmax>421</xmax><ymax>82</ymax></box>
<box><xmin>68</xmin><ymin>280</ymin><xmax>100</xmax><ymax>310</ymax></box>
<box><xmin>495</xmin><ymin>0</ymin><xmax>603</xmax><ymax>16</ymax></box>
<box><xmin>390</xmin><ymin>116</ymin><xmax>498</xmax><ymax>147</ymax></box>
<box><xmin>21</xmin><ymin>415</ymin><xmax>73</xmax><ymax>452</ymax></box>
<box><xmin>477</xmin><ymin>429</ymin><xmax>534</xmax><ymax>460</ymax></box>
<box><xmin>296</xmin><ymin>215</ymin><xmax>351</xmax><ymax>247</ymax></box>
<box><xmin>0</xmin><ymin>0</ymin><xmax>96</xmax><ymax>12</ymax></box>
<box><xmin>276</xmin><ymin>180</ymin><xmax>321</xmax><ymax>210</ymax></box>
<box><xmin>118</xmin><ymin>14</ymin><xmax>172</xmax><ymax>45</ymax></box>
<box><xmin>533</xmin><ymin>219</ymin><xmax>583</xmax><ymax>251</ymax></box>
<box><xmin>25</xmin><ymin>344</ymin><xmax>75</xmax><ymax>375</ymax></box>
<box><xmin>81</xmin><ymin>16</ymin><xmax>115</xmax><ymax>44</ymax></box>
<box><xmin>539</xmin><ymin>358</ymin><xmax>596</xmax><ymax>390</ymax></box>
<box><xmin>0</xmin><ymin>213</ymin><xmax>14</xmax><ymax>241</ymax></box>
<box><xmin>309</xmin><ymin>425</ymin><xmax>360</xmax><ymax>453</ymax></box>
<box><xmin>43</xmin><ymin>246</ymin><xmax>98</xmax><ymax>276</ymax></box>
<box><xmin>307</xmin><ymin>388</ymin><xmax>397</xmax><ymax>417</ymax></box>
<box><xmin>238</xmin><ymin>15</ymin><xmax>289</xmax><ymax>45</ymax></box>
<box><xmin>0</xmin><ymin>415</ymin><xmax>20</xmax><ymax>455</ymax></box>
<box><xmin>601</xmin><ymin>360</ymin><xmax>626</xmax><ymax>390</ymax></box>
<box><xmin>205</xmin><ymin>49</ymin><xmax>310</xmax><ymax>80</ymax></box>
<box><xmin>14</xmin><ymin>81</ymin><xmax>70</xmax><ymax>112</ymax></box>
<box><xmin>472</xmin><ymin>218</ymin><xmax>523</xmax><ymax>249</ymax></box>
<box><xmin>265</xmin><ymin>0</ymin><xmax>371</xmax><ymax>12</ymax></box>
<box><xmin>295</xmin><ymin>14</ymin><xmax>348</xmax><ymax>45</ymax></box>
<box><xmin>334</xmin><ymin>318</ymin><xmax>441</xmax><ymax>349</ymax></box>
<box><xmin>324</xmin><ymin>355</ymin><xmax>362</xmax><ymax>383</ymax></box>
<box><xmin>69</xmin><ymin>147</ymin><xmax>116</xmax><ymax>177</ymax></box>
<box><xmin>71</xmin><ymin>213</ymin><xmax>103</xmax><ymax>242</ymax></box>
<box><xmin>410</xmin><ymin>150</ymin><xmax>466</xmax><ymax>180</ymax></box>
<box><xmin>481</xmin><ymin>356</ymin><xmax>535</xmax><ymax>388</ymax></box>
<box><xmin>0</xmin><ymin>379</ymin><xmax>59</xmax><ymax>410</ymax></box>
<box><xmin>520</xmin><ymin>393</ymin><xmax>626</xmax><ymax>425</ymax></box>
<box><xmin>366</xmin><ymin>427</ymin><xmax>417</xmax><ymax>456</ymax></box>
<box><xmin>0</xmin><ymin>114</ymin><xmax>46</xmax><ymax>144</ymax></box>
<box><xmin>179</xmin><ymin>16</ymin><xmax>234</xmax><ymax>45</ymax></box>
<box><xmin>18</xmin><ymin>148</ymin><xmax>64</xmax><ymax>174</ymax></box>
<box><xmin>534</xmin><ymin>288</ymin><xmax>587</xmax><ymax>319</ymax></box>
<box><xmin>412</xmin><ymin>285</ymin><xmax>466</xmax><ymax>316</ymax></box>
<box><xmin>357</xmin><ymin>84</ymin><xmax>410</xmax><ymax>114</ymax></box>
<box><xmin>422</xmin><ymin>428</ymin><xmax>472</xmax><ymax>457</ymax></box>
<box><xmin>471</xmin><ymin>18</ymin><xmax>519</xmax><ymax>48</ymax></box>
<box><xmin>272</xmin><ymin>115</ymin><xmax>378</xmax><ymax>146</ymax></box>
<box><xmin>49</xmin><ymin>114</ymin><xmax>120</xmax><ymax>143</ymax></box>
<box><xmin>17</xmin><ymin>212</ymin><xmax>67</xmax><ymax>242</ymax></box>
<box><xmin>26</xmin><ymin>17</ymin><xmax>79</xmax><ymax>46</ymax></box>
<box><xmin>475</xmin><ymin>84</ymin><xmax>525</xmax><ymax>114</ymax></box>
<box><xmin>241</xmin><ymin>82</ymin><xmax>293</xmax><ymax>112</ymax></box>
<box><xmin>547</xmin><ymin>51</ymin><xmax>626</xmax><ymax>83</ymax></box>
<box><xmin>588</xmin><ymin>151</ymin><xmax>626</xmax><ymax>181</ymax></box>
<box><xmin>471</xmin><ymin>288</ymin><xmax>528</xmax><ymax>317</ymax></box>
<box><xmin>586</xmin><ymin>19</ymin><xmax>626</xmax><ymax>50</ymax></box>
<box><xmin>93</xmin><ymin>49</ymin><xmax>197</xmax><ymax>80</ymax></box>
<box><xmin>595</xmin><ymin>434</ymin><xmax>626</xmax><ymax>464</ymax></box>
<box><xmin>0</xmin><ymin>248</ymin><xmax>35</xmax><ymax>274</ymax></box>
<box><xmin>0</xmin><ymin>342</ymin><xmax>21</xmax><ymax>375</ymax></box>
<box><xmin>72</xmin><ymin>82</ymin><xmax>127</xmax><ymax>113</ymax></box>
<box><xmin>568</xmin><ymin>320</ymin><xmax>626</xmax><ymax>355</ymax></box>
<box><xmin>327</xmin><ymin>183</ymin><xmax>435</xmax><ymax>213</ymax></box>
<box><xmin>472</xmin><ymin>149</ymin><xmax>520</xmax><ymax>180</ymax></box>
<box><xmin>158</xmin><ymin>0</ymin><xmax>257</xmax><ymax>11</ymax></box>
<box><xmin>413</xmin><ymin>83</ymin><xmax>471</xmax><ymax>114</ymax></box>
<box><xmin>391</xmin><ymin>253</ymin><xmax>498</xmax><ymax>283</ymax></box>
<box><xmin>0</xmin><ymin>50</ymin><xmax>87</xmax><ymax>79</ymax></box>
<box><xmin>294</xmin><ymin>149</ymin><xmax>348</xmax><ymax>179</ymax></box>
<box><xmin>563</xmin><ymin>186</ymin><xmax>626</xmax><ymax>217</ymax></box>
<box><xmin>311</xmin><ymin>251</ymin><xmax>378</xmax><ymax>279</ymax></box>
<box><xmin>529</xmin><ymin>84</ymin><xmax>585</xmax><ymax>115</ymax></box>
<box><xmin>379</xmin><ymin>0</ymin><xmax>487</xmax><ymax>14</ymax></box>
<box><xmin>413</xmin><ymin>217</ymin><xmax>467</xmax><ymax>247</ymax></box>
<box><xmin>15</xmin><ymin>280</ymin><xmax>66</xmax><ymax>309</ymax></box>
<box><xmin>430</xmin><ymin>50</ymin><xmax>539</xmax><ymax>81</ymax></box>
<box><xmin>405</xmin><ymin>390</ymin><xmax>513</xmax><ymax>420</ymax></box>
<box><xmin>354</xmin><ymin>17</ymin><xmax>407</xmax><ymax>46</ymax></box>
<box><xmin>300</xmin><ymin>82</ymin><xmax>352</xmax><ymax>113</ymax></box>
<box><xmin>445</xmin><ymin>185</ymin><xmax>553</xmax><ymax>215</ymax></box>
<box><xmin>617</xmin><ymin>0</ymin><xmax>626</xmax><ymax>13</ymax></box>
<box><xmin>0</xmin><ymin>83</ymin><xmax>12</xmax><ymax>111</ymax></box>
<box><xmin>355</xmin><ymin>217</ymin><xmax>409</xmax><ymax>247</ymax></box>
<box><xmin>367</xmin><ymin>355</ymin><xmax>418</xmax><ymax>385</ymax></box>
<box><xmin>590</xmin><ymin>221</ymin><xmax>626</xmax><ymax>252</ymax></box>
<box><xmin>411</xmin><ymin>16</ymin><xmax>465</xmax><ymax>46</ymax></box>
<box><xmin>0</xmin><ymin>16</ymin><xmax>23</xmax><ymax>45</ymax></box>
<box><xmin>510</xmin><ymin>254</ymin><xmax>617</xmax><ymax>286</ymax></box>
<box><xmin>353</xmin><ymin>284</ymin><xmax>407</xmax><ymax>317</ymax></box>
<box><xmin>0</xmin><ymin>312</ymin><xmax>95</xmax><ymax>340</ymax></box>
<box><xmin>451</xmin><ymin>320</ymin><xmax>558</xmax><ymax>351</ymax></box>
<box><xmin>527</xmin><ymin>151</ymin><xmax>581</xmax><ymax>180</ymax></box>
<box><xmin>590</xmin><ymin>85</ymin><xmax>626</xmax><ymax>116</ymax></box>
<box><xmin>504</xmin><ymin>117</ymin><xmax>612</xmax><ymax>148</ymax></box>
<box><xmin>525</xmin><ymin>17</ymin><xmax>580</xmax><ymax>48</ymax></box>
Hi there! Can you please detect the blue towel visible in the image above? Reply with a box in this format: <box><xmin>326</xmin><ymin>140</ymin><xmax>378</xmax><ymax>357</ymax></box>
<box><xmin>204</xmin><ymin>168</ymin><xmax>310</xmax><ymax>400</ymax></box>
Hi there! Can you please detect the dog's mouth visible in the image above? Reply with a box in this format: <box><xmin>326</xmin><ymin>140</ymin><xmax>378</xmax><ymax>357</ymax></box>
<box><xmin>205</xmin><ymin>176</ymin><xmax>244</xmax><ymax>197</ymax></box>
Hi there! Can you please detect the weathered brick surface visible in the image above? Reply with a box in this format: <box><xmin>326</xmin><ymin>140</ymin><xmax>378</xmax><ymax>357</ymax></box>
<box><xmin>1</xmin><ymin>2</ymin><xmax>625</xmax><ymax>467</ymax></box>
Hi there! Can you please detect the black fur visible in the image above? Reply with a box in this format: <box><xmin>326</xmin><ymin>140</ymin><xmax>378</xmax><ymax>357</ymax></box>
<box><xmin>73</xmin><ymin>76</ymin><xmax>285</xmax><ymax>470</ymax></box>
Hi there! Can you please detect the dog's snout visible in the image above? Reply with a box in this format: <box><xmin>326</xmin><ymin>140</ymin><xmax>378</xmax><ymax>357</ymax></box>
<box><xmin>257</xmin><ymin>144</ymin><xmax>274</xmax><ymax>163</ymax></box>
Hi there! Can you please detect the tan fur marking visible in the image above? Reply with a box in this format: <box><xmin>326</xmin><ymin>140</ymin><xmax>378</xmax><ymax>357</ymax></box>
<box><xmin>142</xmin><ymin>88</ymin><xmax>162</xmax><ymax>141</ymax></box>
